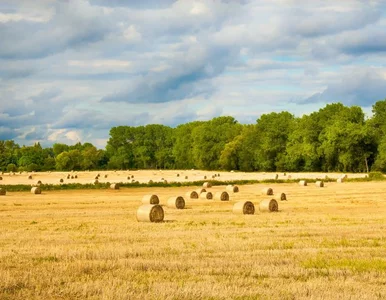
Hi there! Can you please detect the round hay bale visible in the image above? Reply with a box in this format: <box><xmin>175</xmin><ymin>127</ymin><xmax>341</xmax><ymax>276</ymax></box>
<box><xmin>176</xmin><ymin>173</ymin><xmax>180</xmax><ymax>177</ymax></box>
<box><xmin>203</xmin><ymin>182</ymin><xmax>212</xmax><ymax>188</ymax></box>
<box><xmin>298</xmin><ymin>180</ymin><xmax>307</xmax><ymax>186</ymax></box>
<box><xmin>110</xmin><ymin>183</ymin><xmax>119</xmax><ymax>190</ymax></box>
<box><xmin>37</xmin><ymin>180</ymin><xmax>42</xmax><ymax>185</ymax></box>
<box><xmin>28</xmin><ymin>175</ymin><xmax>32</xmax><ymax>180</ymax></box>
<box><xmin>0</xmin><ymin>176</ymin><xmax>2</xmax><ymax>180</ymax></box>
<box><xmin>185</xmin><ymin>191</ymin><xmax>198</xmax><ymax>199</ymax></box>
<box><xmin>233</xmin><ymin>201</ymin><xmax>255</xmax><ymax>215</ymax></box>
<box><xmin>226</xmin><ymin>185</ymin><xmax>239</xmax><ymax>193</ymax></box>
<box><xmin>104</xmin><ymin>174</ymin><xmax>108</xmax><ymax>178</ymax></box>
<box><xmin>31</xmin><ymin>187</ymin><xmax>41</xmax><ymax>194</ymax></box>
<box><xmin>196</xmin><ymin>188</ymin><xmax>206</xmax><ymax>194</ymax></box>
<box><xmin>341</xmin><ymin>174</ymin><xmax>348</xmax><ymax>179</ymax></box>
<box><xmin>94</xmin><ymin>176</ymin><xmax>99</xmax><ymax>180</ymax></box>
<box><xmin>71</xmin><ymin>175</ymin><xmax>74</xmax><ymax>179</ymax></box>
<box><xmin>59</xmin><ymin>178</ymin><xmax>64</xmax><ymax>183</ymax></box>
<box><xmin>214</xmin><ymin>191</ymin><xmax>229</xmax><ymax>201</ymax></box>
<box><xmin>274</xmin><ymin>174</ymin><xmax>279</xmax><ymax>180</ymax></box>
<box><xmin>0</xmin><ymin>188</ymin><xmax>6</xmax><ymax>196</ymax></box>
<box><xmin>131</xmin><ymin>179</ymin><xmax>136</xmax><ymax>183</ymax></box>
<box><xmin>167</xmin><ymin>196</ymin><xmax>185</xmax><ymax>209</ymax></box>
<box><xmin>259</xmin><ymin>199</ymin><xmax>278</xmax><ymax>212</ymax></box>
<box><xmin>131</xmin><ymin>175</ymin><xmax>134</xmax><ymax>178</ymax></box>
<box><xmin>261</xmin><ymin>187</ymin><xmax>273</xmax><ymax>195</ymax></box>
<box><xmin>185</xmin><ymin>176</ymin><xmax>188</xmax><ymax>179</ymax></box>
<box><xmin>200</xmin><ymin>192</ymin><xmax>213</xmax><ymax>200</ymax></box>
<box><xmin>315</xmin><ymin>181</ymin><xmax>324</xmax><ymax>187</ymax></box>
<box><xmin>204</xmin><ymin>175</ymin><xmax>207</xmax><ymax>179</ymax></box>
<box><xmin>127</xmin><ymin>176</ymin><xmax>131</xmax><ymax>180</ymax></box>
<box><xmin>217</xmin><ymin>173</ymin><xmax>220</xmax><ymax>177</ymax></box>
<box><xmin>274</xmin><ymin>193</ymin><xmax>287</xmax><ymax>201</ymax></box>
<box><xmin>136</xmin><ymin>204</ymin><xmax>164</xmax><ymax>223</ymax></box>
<box><xmin>75</xmin><ymin>175</ymin><xmax>78</xmax><ymax>179</ymax></box>
<box><xmin>67</xmin><ymin>174</ymin><xmax>70</xmax><ymax>179</ymax></box>
<box><xmin>142</xmin><ymin>194</ymin><xmax>159</xmax><ymax>205</ymax></box>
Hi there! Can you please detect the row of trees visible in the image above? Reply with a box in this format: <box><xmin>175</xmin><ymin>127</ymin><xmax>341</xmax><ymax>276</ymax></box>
<box><xmin>2</xmin><ymin>100</ymin><xmax>386</xmax><ymax>173</ymax></box>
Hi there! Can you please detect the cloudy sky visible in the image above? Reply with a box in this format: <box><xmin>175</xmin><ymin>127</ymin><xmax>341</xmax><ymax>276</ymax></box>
<box><xmin>1</xmin><ymin>0</ymin><xmax>386</xmax><ymax>148</ymax></box>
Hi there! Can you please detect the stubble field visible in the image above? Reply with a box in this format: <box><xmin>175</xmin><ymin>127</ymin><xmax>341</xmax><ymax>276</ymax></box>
<box><xmin>1</xmin><ymin>170</ymin><xmax>386</xmax><ymax>299</ymax></box>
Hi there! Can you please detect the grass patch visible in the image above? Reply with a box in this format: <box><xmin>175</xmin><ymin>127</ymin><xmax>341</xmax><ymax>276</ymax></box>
<box><xmin>302</xmin><ymin>257</ymin><xmax>386</xmax><ymax>273</ymax></box>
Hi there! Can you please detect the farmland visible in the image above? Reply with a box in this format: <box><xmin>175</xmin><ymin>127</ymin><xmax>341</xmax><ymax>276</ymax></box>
<box><xmin>1</xmin><ymin>170</ymin><xmax>386</xmax><ymax>299</ymax></box>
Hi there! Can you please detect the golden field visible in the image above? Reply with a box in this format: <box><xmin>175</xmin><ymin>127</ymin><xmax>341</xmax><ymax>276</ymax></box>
<box><xmin>1</xmin><ymin>170</ymin><xmax>386</xmax><ymax>299</ymax></box>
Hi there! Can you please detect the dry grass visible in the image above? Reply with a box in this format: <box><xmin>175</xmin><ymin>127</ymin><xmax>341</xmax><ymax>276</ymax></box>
<box><xmin>1</xmin><ymin>175</ymin><xmax>386</xmax><ymax>299</ymax></box>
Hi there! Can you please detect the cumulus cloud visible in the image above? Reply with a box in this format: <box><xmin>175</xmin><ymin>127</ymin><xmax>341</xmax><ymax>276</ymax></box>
<box><xmin>1</xmin><ymin>0</ymin><xmax>386</xmax><ymax>147</ymax></box>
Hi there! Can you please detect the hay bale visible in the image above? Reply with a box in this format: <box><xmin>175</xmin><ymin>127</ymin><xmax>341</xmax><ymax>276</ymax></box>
<box><xmin>142</xmin><ymin>194</ymin><xmax>159</xmax><ymax>204</ymax></box>
<box><xmin>59</xmin><ymin>178</ymin><xmax>64</xmax><ymax>183</ymax></box>
<box><xmin>217</xmin><ymin>173</ymin><xmax>220</xmax><ymax>177</ymax></box>
<box><xmin>94</xmin><ymin>179</ymin><xmax>99</xmax><ymax>185</ymax></box>
<box><xmin>196</xmin><ymin>188</ymin><xmax>206</xmax><ymax>194</ymax></box>
<box><xmin>177</xmin><ymin>173</ymin><xmax>180</xmax><ymax>177</ymax></box>
<box><xmin>185</xmin><ymin>191</ymin><xmax>199</xmax><ymax>199</ymax></box>
<box><xmin>226</xmin><ymin>185</ymin><xmax>239</xmax><ymax>193</ymax></box>
<box><xmin>104</xmin><ymin>174</ymin><xmax>108</xmax><ymax>178</ymax></box>
<box><xmin>0</xmin><ymin>188</ymin><xmax>6</xmax><ymax>196</ymax></box>
<box><xmin>132</xmin><ymin>179</ymin><xmax>136</xmax><ymax>183</ymax></box>
<box><xmin>71</xmin><ymin>175</ymin><xmax>74</xmax><ymax>179</ymax></box>
<box><xmin>37</xmin><ymin>180</ymin><xmax>42</xmax><ymax>185</ymax></box>
<box><xmin>75</xmin><ymin>175</ymin><xmax>78</xmax><ymax>179</ymax></box>
<box><xmin>200</xmin><ymin>192</ymin><xmax>213</xmax><ymax>200</ymax></box>
<box><xmin>298</xmin><ymin>180</ymin><xmax>307</xmax><ymax>186</ymax></box>
<box><xmin>31</xmin><ymin>187</ymin><xmax>41</xmax><ymax>194</ymax></box>
<box><xmin>214</xmin><ymin>191</ymin><xmax>229</xmax><ymax>201</ymax></box>
<box><xmin>110</xmin><ymin>183</ymin><xmax>119</xmax><ymax>190</ymax></box>
<box><xmin>185</xmin><ymin>176</ymin><xmax>188</xmax><ymax>179</ymax></box>
<box><xmin>261</xmin><ymin>187</ymin><xmax>273</xmax><ymax>195</ymax></box>
<box><xmin>341</xmin><ymin>174</ymin><xmax>348</xmax><ymax>179</ymax></box>
<box><xmin>259</xmin><ymin>199</ymin><xmax>278</xmax><ymax>212</ymax></box>
<box><xmin>0</xmin><ymin>176</ymin><xmax>2</xmax><ymax>180</ymax></box>
<box><xmin>203</xmin><ymin>182</ymin><xmax>212</xmax><ymax>188</ymax></box>
<box><xmin>131</xmin><ymin>175</ymin><xmax>134</xmax><ymax>178</ymax></box>
<box><xmin>315</xmin><ymin>181</ymin><xmax>324</xmax><ymax>187</ymax></box>
<box><xmin>67</xmin><ymin>174</ymin><xmax>70</xmax><ymax>179</ymax></box>
<box><xmin>233</xmin><ymin>201</ymin><xmax>255</xmax><ymax>215</ymax></box>
<box><xmin>136</xmin><ymin>204</ymin><xmax>164</xmax><ymax>223</ymax></box>
<box><xmin>167</xmin><ymin>196</ymin><xmax>185</xmax><ymax>209</ymax></box>
<box><xmin>94</xmin><ymin>176</ymin><xmax>99</xmax><ymax>180</ymax></box>
<box><xmin>28</xmin><ymin>175</ymin><xmax>32</xmax><ymax>180</ymax></box>
<box><xmin>274</xmin><ymin>193</ymin><xmax>287</xmax><ymax>201</ymax></box>
<box><xmin>337</xmin><ymin>178</ymin><xmax>344</xmax><ymax>183</ymax></box>
<box><xmin>274</xmin><ymin>174</ymin><xmax>279</xmax><ymax>180</ymax></box>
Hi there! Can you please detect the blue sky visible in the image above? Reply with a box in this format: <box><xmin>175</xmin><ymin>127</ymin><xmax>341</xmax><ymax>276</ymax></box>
<box><xmin>1</xmin><ymin>0</ymin><xmax>386</xmax><ymax>148</ymax></box>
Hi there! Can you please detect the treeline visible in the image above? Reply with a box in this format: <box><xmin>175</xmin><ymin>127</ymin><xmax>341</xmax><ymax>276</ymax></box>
<box><xmin>2</xmin><ymin>101</ymin><xmax>386</xmax><ymax>173</ymax></box>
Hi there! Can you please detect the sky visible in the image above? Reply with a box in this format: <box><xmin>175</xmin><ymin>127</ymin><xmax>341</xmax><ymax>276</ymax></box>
<box><xmin>1</xmin><ymin>0</ymin><xmax>386</xmax><ymax>148</ymax></box>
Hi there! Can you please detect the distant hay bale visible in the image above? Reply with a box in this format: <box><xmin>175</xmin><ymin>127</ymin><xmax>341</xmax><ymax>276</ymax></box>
<box><xmin>0</xmin><ymin>188</ymin><xmax>6</xmax><ymax>196</ymax></box>
<box><xmin>233</xmin><ymin>201</ymin><xmax>255</xmax><ymax>215</ymax></box>
<box><xmin>136</xmin><ymin>204</ymin><xmax>164</xmax><ymax>223</ymax></box>
<box><xmin>31</xmin><ymin>187</ymin><xmax>41</xmax><ymax>194</ymax></box>
<box><xmin>185</xmin><ymin>176</ymin><xmax>188</xmax><ymax>179</ymax></box>
<box><xmin>0</xmin><ymin>176</ymin><xmax>2</xmax><ymax>180</ymax></box>
<box><xmin>177</xmin><ymin>173</ymin><xmax>180</xmax><ymax>177</ymax></box>
<box><xmin>167</xmin><ymin>196</ymin><xmax>185</xmax><ymax>209</ymax></box>
<box><xmin>132</xmin><ymin>179</ymin><xmax>136</xmax><ymax>183</ymax></box>
<box><xmin>185</xmin><ymin>191</ymin><xmax>198</xmax><ymax>199</ymax></box>
<box><xmin>203</xmin><ymin>182</ymin><xmax>212</xmax><ymax>188</ymax></box>
<box><xmin>131</xmin><ymin>175</ymin><xmax>134</xmax><ymax>178</ymax></box>
<box><xmin>211</xmin><ymin>175</ymin><xmax>215</xmax><ymax>179</ymax></box>
<box><xmin>75</xmin><ymin>175</ymin><xmax>78</xmax><ymax>179</ymax></box>
<box><xmin>259</xmin><ymin>199</ymin><xmax>278</xmax><ymax>212</ymax></box>
<box><xmin>337</xmin><ymin>178</ymin><xmax>344</xmax><ymax>183</ymax></box>
<box><xmin>298</xmin><ymin>180</ymin><xmax>307</xmax><ymax>186</ymax></box>
<box><xmin>324</xmin><ymin>175</ymin><xmax>328</xmax><ymax>180</ymax></box>
<box><xmin>226</xmin><ymin>185</ymin><xmax>239</xmax><ymax>193</ymax></box>
<box><xmin>261</xmin><ymin>187</ymin><xmax>273</xmax><ymax>195</ymax></box>
<box><xmin>341</xmin><ymin>174</ymin><xmax>348</xmax><ymax>179</ymax></box>
<box><xmin>142</xmin><ymin>194</ymin><xmax>159</xmax><ymax>205</ymax></box>
<box><xmin>127</xmin><ymin>176</ymin><xmax>131</xmax><ymax>180</ymax></box>
<box><xmin>315</xmin><ymin>181</ymin><xmax>324</xmax><ymax>187</ymax></box>
<box><xmin>204</xmin><ymin>176</ymin><xmax>207</xmax><ymax>179</ymax></box>
<box><xmin>59</xmin><ymin>178</ymin><xmax>64</xmax><ymax>183</ymax></box>
<box><xmin>94</xmin><ymin>179</ymin><xmax>99</xmax><ymax>185</ymax></box>
<box><xmin>71</xmin><ymin>175</ymin><xmax>74</xmax><ymax>179</ymax></box>
<box><xmin>274</xmin><ymin>174</ymin><xmax>279</xmax><ymax>180</ymax></box>
<box><xmin>214</xmin><ymin>191</ymin><xmax>229</xmax><ymax>201</ymax></box>
<box><xmin>104</xmin><ymin>174</ymin><xmax>108</xmax><ymax>178</ymax></box>
<box><xmin>110</xmin><ymin>183</ymin><xmax>119</xmax><ymax>190</ymax></box>
<box><xmin>94</xmin><ymin>176</ymin><xmax>99</xmax><ymax>180</ymax></box>
<box><xmin>274</xmin><ymin>193</ymin><xmax>287</xmax><ymax>201</ymax></box>
<box><xmin>28</xmin><ymin>175</ymin><xmax>32</xmax><ymax>180</ymax></box>
<box><xmin>196</xmin><ymin>188</ymin><xmax>206</xmax><ymax>194</ymax></box>
<box><xmin>37</xmin><ymin>180</ymin><xmax>42</xmax><ymax>185</ymax></box>
<box><xmin>200</xmin><ymin>192</ymin><xmax>213</xmax><ymax>200</ymax></box>
<box><xmin>67</xmin><ymin>174</ymin><xmax>70</xmax><ymax>179</ymax></box>
<box><xmin>217</xmin><ymin>173</ymin><xmax>220</xmax><ymax>177</ymax></box>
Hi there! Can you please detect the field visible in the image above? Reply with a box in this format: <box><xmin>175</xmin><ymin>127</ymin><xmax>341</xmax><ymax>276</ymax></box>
<box><xmin>1</xmin><ymin>171</ymin><xmax>386</xmax><ymax>299</ymax></box>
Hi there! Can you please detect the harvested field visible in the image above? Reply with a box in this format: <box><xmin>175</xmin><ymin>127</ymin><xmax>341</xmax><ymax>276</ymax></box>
<box><xmin>1</xmin><ymin>171</ymin><xmax>386</xmax><ymax>299</ymax></box>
